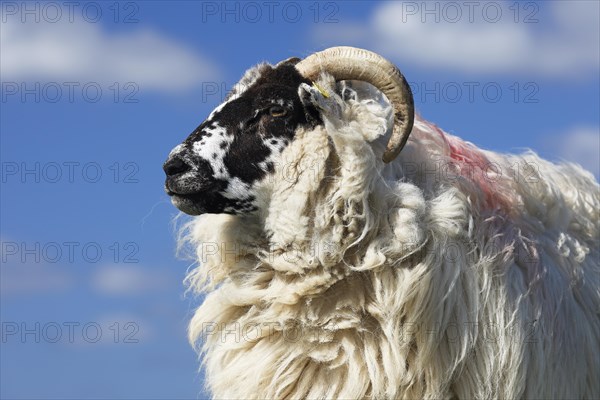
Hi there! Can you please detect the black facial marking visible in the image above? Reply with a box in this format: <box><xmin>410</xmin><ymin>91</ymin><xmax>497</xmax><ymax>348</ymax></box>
<box><xmin>205</xmin><ymin>64</ymin><xmax>312</xmax><ymax>185</ymax></box>
<box><xmin>223</xmin><ymin>132</ymin><xmax>271</xmax><ymax>183</ymax></box>
<box><xmin>165</xmin><ymin>62</ymin><xmax>322</xmax><ymax>215</ymax></box>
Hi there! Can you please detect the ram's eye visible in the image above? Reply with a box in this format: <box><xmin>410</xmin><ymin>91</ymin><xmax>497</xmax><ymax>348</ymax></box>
<box><xmin>269</xmin><ymin>106</ymin><xmax>287</xmax><ymax>117</ymax></box>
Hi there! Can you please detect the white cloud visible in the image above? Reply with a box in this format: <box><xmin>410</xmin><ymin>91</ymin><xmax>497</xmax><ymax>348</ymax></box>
<box><xmin>0</xmin><ymin>262</ymin><xmax>74</xmax><ymax>296</ymax></box>
<box><xmin>68</xmin><ymin>313</ymin><xmax>155</xmax><ymax>346</ymax></box>
<box><xmin>314</xmin><ymin>1</ymin><xmax>599</xmax><ymax>77</ymax></box>
<box><xmin>91</xmin><ymin>264</ymin><xmax>175</xmax><ymax>296</ymax></box>
<box><xmin>546</xmin><ymin>127</ymin><xmax>600</xmax><ymax>177</ymax></box>
<box><xmin>1</xmin><ymin>17</ymin><xmax>220</xmax><ymax>92</ymax></box>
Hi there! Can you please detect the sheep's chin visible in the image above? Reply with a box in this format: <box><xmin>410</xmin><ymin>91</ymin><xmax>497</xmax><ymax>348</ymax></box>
<box><xmin>170</xmin><ymin>195</ymin><xmax>206</xmax><ymax>216</ymax></box>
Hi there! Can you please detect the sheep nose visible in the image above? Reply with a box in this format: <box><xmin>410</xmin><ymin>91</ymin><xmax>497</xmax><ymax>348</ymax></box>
<box><xmin>163</xmin><ymin>156</ymin><xmax>191</xmax><ymax>177</ymax></box>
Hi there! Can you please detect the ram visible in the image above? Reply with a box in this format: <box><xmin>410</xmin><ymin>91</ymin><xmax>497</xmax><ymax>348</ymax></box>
<box><xmin>163</xmin><ymin>47</ymin><xmax>599</xmax><ymax>399</ymax></box>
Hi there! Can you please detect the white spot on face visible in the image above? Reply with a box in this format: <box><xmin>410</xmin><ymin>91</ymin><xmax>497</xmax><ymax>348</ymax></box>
<box><xmin>271</xmin><ymin>99</ymin><xmax>293</xmax><ymax>108</ymax></box>
<box><xmin>168</xmin><ymin>144</ymin><xmax>184</xmax><ymax>158</ymax></box>
<box><xmin>207</xmin><ymin>101</ymin><xmax>228</xmax><ymax>121</ymax></box>
<box><xmin>191</xmin><ymin>122</ymin><xmax>233</xmax><ymax>180</ymax></box>
<box><xmin>223</xmin><ymin>177</ymin><xmax>251</xmax><ymax>199</ymax></box>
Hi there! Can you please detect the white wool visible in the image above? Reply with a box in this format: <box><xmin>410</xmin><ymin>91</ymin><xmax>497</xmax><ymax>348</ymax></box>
<box><xmin>181</xmin><ymin>76</ymin><xmax>600</xmax><ymax>399</ymax></box>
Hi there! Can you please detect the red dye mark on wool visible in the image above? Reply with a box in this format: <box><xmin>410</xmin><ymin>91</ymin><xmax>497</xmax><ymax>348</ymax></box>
<box><xmin>430</xmin><ymin>123</ymin><xmax>512</xmax><ymax>211</ymax></box>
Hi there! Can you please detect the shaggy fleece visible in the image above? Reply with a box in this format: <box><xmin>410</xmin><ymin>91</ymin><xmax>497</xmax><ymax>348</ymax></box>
<box><xmin>180</xmin><ymin>74</ymin><xmax>600</xmax><ymax>399</ymax></box>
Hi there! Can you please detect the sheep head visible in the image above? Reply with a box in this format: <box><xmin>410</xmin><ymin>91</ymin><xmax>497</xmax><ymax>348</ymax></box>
<box><xmin>163</xmin><ymin>47</ymin><xmax>414</xmax><ymax>215</ymax></box>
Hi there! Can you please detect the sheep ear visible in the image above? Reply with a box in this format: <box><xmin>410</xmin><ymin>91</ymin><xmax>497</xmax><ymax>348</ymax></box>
<box><xmin>299</xmin><ymin>82</ymin><xmax>343</xmax><ymax>123</ymax></box>
<box><xmin>340</xmin><ymin>81</ymin><xmax>358</xmax><ymax>102</ymax></box>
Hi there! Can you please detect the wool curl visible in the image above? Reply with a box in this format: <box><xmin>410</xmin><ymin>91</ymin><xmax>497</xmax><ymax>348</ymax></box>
<box><xmin>180</xmin><ymin>73</ymin><xmax>600</xmax><ymax>399</ymax></box>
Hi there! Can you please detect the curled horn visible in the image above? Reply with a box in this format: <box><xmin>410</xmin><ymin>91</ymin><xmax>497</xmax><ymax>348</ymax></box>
<box><xmin>295</xmin><ymin>46</ymin><xmax>414</xmax><ymax>163</ymax></box>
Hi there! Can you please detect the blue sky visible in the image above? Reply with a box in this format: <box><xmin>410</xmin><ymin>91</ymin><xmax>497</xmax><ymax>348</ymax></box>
<box><xmin>1</xmin><ymin>1</ymin><xmax>598</xmax><ymax>399</ymax></box>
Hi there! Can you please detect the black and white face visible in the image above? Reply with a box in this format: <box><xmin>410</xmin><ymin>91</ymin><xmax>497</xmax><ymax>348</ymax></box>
<box><xmin>163</xmin><ymin>62</ymin><xmax>319</xmax><ymax>215</ymax></box>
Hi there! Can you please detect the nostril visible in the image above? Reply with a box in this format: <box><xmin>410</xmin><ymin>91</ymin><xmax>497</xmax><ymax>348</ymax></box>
<box><xmin>163</xmin><ymin>156</ymin><xmax>191</xmax><ymax>177</ymax></box>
